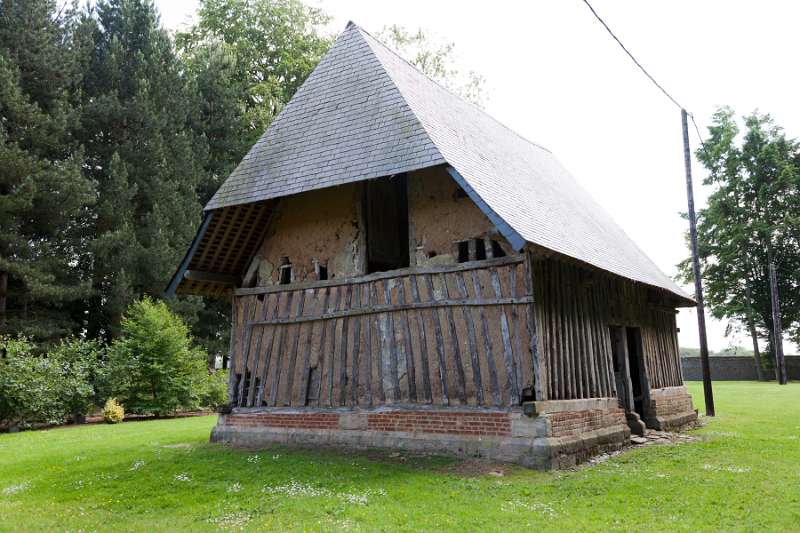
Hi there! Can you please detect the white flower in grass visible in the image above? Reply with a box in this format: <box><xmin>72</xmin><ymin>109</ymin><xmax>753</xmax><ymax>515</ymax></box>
<box><xmin>501</xmin><ymin>499</ymin><xmax>557</xmax><ymax>518</ymax></box>
<box><xmin>246</xmin><ymin>454</ymin><xmax>260</xmax><ymax>464</ymax></box>
<box><xmin>208</xmin><ymin>511</ymin><xmax>251</xmax><ymax>529</ymax></box>
<box><xmin>340</xmin><ymin>493</ymin><xmax>369</xmax><ymax>506</ymax></box>
<box><xmin>174</xmin><ymin>473</ymin><xmax>191</xmax><ymax>482</ymax></box>
<box><xmin>263</xmin><ymin>481</ymin><xmax>332</xmax><ymax>498</ymax></box>
<box><xmin>726</xmin><ymin>466</ymin><xmax>751</xmax><ymax>474</ymax></box>
<box><xmin>227</xmin><ymin>482</ymin><xmax>242</xmax><ymax>493</ymax></box>
<box><xmin>2</xmin><ymin>482</ymin><xmax>30</xmax><ymax>496</ymax></box>
<box><xmin>702</xmin><ymin>463</ymin><xmax>751</xmax><ymax>474</ymax></box>
<box><xmin>129</xmin><ymin>460</ymin><xmax>145</xmax><ymax>471</ymax></box>
<box><xmin>272</xmin><ymin>454</ymin><xmax>281</xmax><ymax>460</ymax></box>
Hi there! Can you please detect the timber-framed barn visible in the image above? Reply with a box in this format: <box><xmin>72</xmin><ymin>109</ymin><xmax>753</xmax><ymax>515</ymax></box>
<box><xmin>167</xmin><ymin>22</ymin><xmax>697</xmax><ymax>468</ymax></box>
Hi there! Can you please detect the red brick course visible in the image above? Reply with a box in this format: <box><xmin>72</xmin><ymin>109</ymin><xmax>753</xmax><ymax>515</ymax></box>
<box><xmin>226</xmin><ymin>413</ymin><xmax>339</xmax><ymax>430</ymax></box>
<box><xmin>224</xmin><ymin>410</ymin><xmax>512</xmax><ymax>437</ymax></box>
<box><xmin>367</xmin><ymin>411</ymin><xmax>511</xmax><ymax>437</ymax></box>
<box><xmin>548</xmin><ymin>408</ymin><xmax>626</xmax><ymax>437</ymax></box>
<box><xmin>647</xmin><ymin>393</ymin><xmax>694</xmax><ymax>418</ymax></box>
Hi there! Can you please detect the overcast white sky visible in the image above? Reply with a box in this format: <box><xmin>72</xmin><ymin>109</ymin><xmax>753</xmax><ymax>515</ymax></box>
<box><xmin>154</xmin><ymin>0</ymin><xmax>800</xmax><ymax>352</ymax></box>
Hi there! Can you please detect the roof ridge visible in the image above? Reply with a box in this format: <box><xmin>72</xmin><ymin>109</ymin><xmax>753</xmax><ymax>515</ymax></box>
<box><xmin>351</xmin><ymin>23</ymin><xmax>552</xmax><ymax>155</ymax></box>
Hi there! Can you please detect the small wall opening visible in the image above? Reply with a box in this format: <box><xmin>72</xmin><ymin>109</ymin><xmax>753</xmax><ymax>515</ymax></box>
<box><xmin>490</xmin><ymin>240</ymin><xmax>506</xmax><ymax>258</ymax></box>
<box><xmin>305</xmin><ymin>367</ymin><xmax>321</xmax><ymax>405</ymax></box>
<box><xmin>232</xmin><ymin>373</ymin><xmax>241</xmax><ymax>404</ymax></box>
<box><xmin>241</xmin><ymin>369</ymin><xmax>252</xmax><ymax>401</ymax></box>
<box><xmin>316</xmin><ymin>262</ymin><xmax>328</xmax><ymax>280</ymax></box>
<box><xmin>475</xmin><ymin>239</ymin><xmax>487</xmax><ymax>260</ymax></box>
<box><xmin>456</xmin><ymin>238</ymin><xmax>500</xmax><ymax>263</ymax></box>
<box><xmin>279</xmin><ymin>264</ymin><xmax>292</xmax><ymax>285</ymax></box>
<box><xmin>457</xmin><ymin>241</ymin><xmax>470</xmax><ymax>263</ymax></box>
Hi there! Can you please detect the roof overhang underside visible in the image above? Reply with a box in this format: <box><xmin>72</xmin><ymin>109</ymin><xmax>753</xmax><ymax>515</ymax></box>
<box><xmin>165</xmin><ymin>201</ymin><xmax>273</xmax><ymax>298</ymax></box>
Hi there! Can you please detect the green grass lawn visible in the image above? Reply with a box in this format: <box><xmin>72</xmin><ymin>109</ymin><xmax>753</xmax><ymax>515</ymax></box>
<box><xmin>2</xmin><ymin>382</ymin><xmax>799</xmax><ymax>532</ymax></box>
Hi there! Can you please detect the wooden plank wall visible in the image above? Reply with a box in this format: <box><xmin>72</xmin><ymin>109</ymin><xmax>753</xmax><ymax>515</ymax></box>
<box><xmin>533</xmin><ymin>257</ymin><xmax>683</xmax><ymax>400</ymax></box>
<box><xmin>229</xmin><ymin>257</ymin><xmax>534</xmax><ymax>409</ymax></box>
<box><xmin>532</xmin><ymin>259</ymin><xmax>617</xmax><ymax>401</ymax></box>
<box><xmin>640</xmin><ymin>309</ymin><xmax>683</xmax><ymax>390</ymax></box>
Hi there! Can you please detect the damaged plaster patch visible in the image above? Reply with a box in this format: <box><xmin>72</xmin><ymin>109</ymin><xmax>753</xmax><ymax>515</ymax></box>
<box><xmin>257</xmin><ymin>259</ymin><xmax>275</xmax><ymax>286</ymax></box>
<box><xmin>331</xmin><ymin>220</ymin><xmax>361</xmax><ymax>279</ymax></box>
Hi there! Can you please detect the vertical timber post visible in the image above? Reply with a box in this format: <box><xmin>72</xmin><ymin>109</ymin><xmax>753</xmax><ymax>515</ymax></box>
<box><xmin>681</xmin><ymin>108</ymin><xmax>715</xmax><ymax>416</ymax></box>
<box><xmin>768</xmin><ymin>258</ymin><xmax>788</xmax><ymax>384</ymax></box>
<box><xmin>525</xmin><ymin>250</ymin><xmax>546</xmax><ymax>401</ymax></box>
<box><xmin>227</xmin><ymin>295</ymin><xmax>238</xmax><ymax>407</ymax></box>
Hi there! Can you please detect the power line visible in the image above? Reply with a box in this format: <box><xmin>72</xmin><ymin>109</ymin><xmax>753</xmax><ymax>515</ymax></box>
<box><xmin>580</xmin><ymin>0</ymin><xmax>711</xmax><ymax>151</ymax></box>
<box><xmin>580</xmin><ymin>0</ymin><xmax>683</xmax><ymax>110</ymax></box>
<box><xmin>689</xmin><ymin>113</ymin><xmax>711</xmax><ymax>158</ymax></box>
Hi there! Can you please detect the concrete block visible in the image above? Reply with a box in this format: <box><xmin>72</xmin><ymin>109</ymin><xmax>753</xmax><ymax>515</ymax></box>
<box><xmin>338</xmin><ymin>412</ymin><xmax>367</xmax><ymax>430</ymax></box>
<box><xmin>510</xmin><ymin>414</ymin><xmax>548</xmax><ymax>438</ymax></box>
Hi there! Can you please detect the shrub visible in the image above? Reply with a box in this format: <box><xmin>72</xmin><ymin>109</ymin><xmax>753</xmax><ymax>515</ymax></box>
<box><xmin>199</xmin><ymin>369</ymin><xmax>229</xmax><ymax>410</ymax></box>
<box><xmin>0</xmin><ymin>337</ymin><xmax>66</xmax><ymax>429</ymax></box>
<box><xmin>47</xmin><ymin>338</ymin><xmax>105</xmax><ymax>423</ymax></box>
<box><xmin>106</xmin><ymin>297</ymin><xmax>209</xmax><ymax>416</ymax></box>
<box><xmin>102</xmin><ymin>398</ymin><xmax>124</xmax><ymax>423</ymax></box>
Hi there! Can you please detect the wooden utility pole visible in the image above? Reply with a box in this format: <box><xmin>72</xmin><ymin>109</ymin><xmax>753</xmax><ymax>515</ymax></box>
<box><xmin>768</xmin><ymin>257</ymin><xmax>788</xmax><ymax>384</ymax></box>
<box><xmin>681</xmin><ymin>109</ymin><xmax>715</xmax><ymax>416</ymax></box>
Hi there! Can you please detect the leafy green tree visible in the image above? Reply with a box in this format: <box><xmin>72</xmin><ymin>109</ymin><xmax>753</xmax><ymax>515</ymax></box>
<box><xmin>680</xmin><ymin>107</ymin><xmax>800</xmax><ymax>371</ymax></box>
<box><xmin>377</xmin><ymin>25</ymin><xmax>487</xmax><ymax>107</ymax></box>
<box><xmin>177</xmin><ymin>0</ymin><xmax>332</xmax><ymax>201</ymax></box>
<box><xmin>75</xmin><ymin>0</ymin><xmax>209</xmax><ymax>339</ymax></box>
<box><xmin>106</xmin><ymin>297</ymin><xmax>208</xmax><ymax>415</ymax></box>
<box><xmin>0</xmin><ymin>0</ymin><xmax>95</xmax><ymax>342</ymax></box>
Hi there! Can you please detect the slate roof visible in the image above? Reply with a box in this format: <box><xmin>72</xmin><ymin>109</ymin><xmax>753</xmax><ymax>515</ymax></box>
<box><xmin>203</xmin><ymin>22</ymin><xmax>692</xmax><ymax>303</ymax></box>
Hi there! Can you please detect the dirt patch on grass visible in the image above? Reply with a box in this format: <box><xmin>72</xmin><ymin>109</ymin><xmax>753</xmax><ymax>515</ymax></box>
<box><xmin>436</xmin><ymin>459</ymin><xmax>511</xmax><ymax>478</ymax></box>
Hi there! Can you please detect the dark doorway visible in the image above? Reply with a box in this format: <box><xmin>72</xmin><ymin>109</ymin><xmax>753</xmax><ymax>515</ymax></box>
<box><xmin>364</xmin><ymin>175</ymin><xmax>409</xmax><ymax>273</ymax></box>
<box><xmin>625</xmin><ymin>327</ymin><xmax>646</xmax><ymax>416</ymax></box>
<box><xmin>610</xmin><ymin>326</ymin><xmax>649</xmax><ymax>430</ymax></box>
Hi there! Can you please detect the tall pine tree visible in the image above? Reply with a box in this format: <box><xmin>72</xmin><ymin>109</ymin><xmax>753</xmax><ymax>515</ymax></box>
<box><xmin>0</xmin><ymin>0</ymin><xmax>95</xmax><ymax>343</ymax></box>
<box><xmin>76</xmin><ymin>0</ymin><xmax>208</xmax><ymax>339</ymax></box>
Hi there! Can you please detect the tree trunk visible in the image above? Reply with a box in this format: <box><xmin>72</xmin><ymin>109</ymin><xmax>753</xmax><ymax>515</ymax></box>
<box><xmin>747</xmin><ymin>320</ymin><xmax>764</xmax><ymax>381</ymax></box>
<box><xmin>744</xmin><ymin>286</ymin><xmax>764</xmax><ymax>381</ymax></box>
<box><xmin>768</xmin><ymin>255</ymin><xmax>788</xmax><ymax>384</ymax></box>
<box><xmin>0</xmin><ymin>271</ymin><xmax>7</xmax><ymax>329</ymax></box>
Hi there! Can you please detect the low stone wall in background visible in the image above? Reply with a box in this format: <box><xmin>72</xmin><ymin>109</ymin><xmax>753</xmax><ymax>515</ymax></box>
<box><xmin>681</xmin><ymin>356</ymin><xmax>800</xmax><ymax>381</ymax></box>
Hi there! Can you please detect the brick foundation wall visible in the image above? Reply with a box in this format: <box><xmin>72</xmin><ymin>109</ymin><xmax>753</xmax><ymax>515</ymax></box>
<box><xmin>548</xmin><ymin>407</ymin><xmax>626</xmax><ymax>438</ymax></box>
<box><xmin>647</xmin><ymin>388</ymin><xmax>693</xmax><ymax>418</ymax></box>
<box><xmin>226</xmin><ymin>413</ymin><xmax>339</xmax><ymax>430</ymax></box>
<box><xmin>367</xmin><ymin>411</ymin><xmax>511</xmax><ymax>437</ymax></box>
<box><xmin>214</xmin><ymin>402</ymin><xmax>632</xmax><ymax>469</ymax></box>
<box><xmin>643</xmin><ymin>386</ymin><xmax>697</xmax><ymax>430</ymax></box>
<box><xmin>223</xmin><ymin>409</ymin><xmax>512</xmax><ymax>437</ymax></box>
